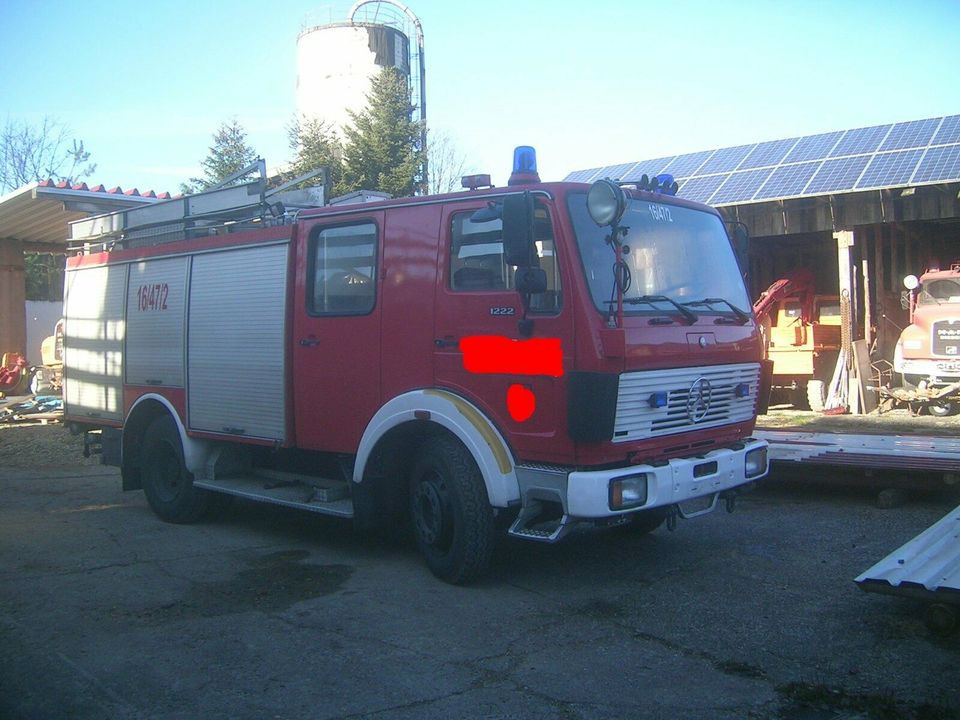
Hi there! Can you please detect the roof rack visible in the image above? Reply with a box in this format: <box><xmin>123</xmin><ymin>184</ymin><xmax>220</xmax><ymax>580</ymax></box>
<box><xmin>68</xmin><ymin>160</ymin><xmax>328</xmax><ymax>251</ymax></box>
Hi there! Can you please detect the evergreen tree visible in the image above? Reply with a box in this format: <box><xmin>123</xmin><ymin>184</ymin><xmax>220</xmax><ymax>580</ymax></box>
<box><xmin>342</xmin><ymin>67</ymin><xmax>424</xmax><ymax>198</ymax></box>
<box><xmin>286</xmin><ymin>116</ymin><xmax>348</xmax><ymax>198</ymax></box>
<box><xmin>183</xmin><ymin>119</ymin><xmax>257</xmax><ymax>194</ymax></box>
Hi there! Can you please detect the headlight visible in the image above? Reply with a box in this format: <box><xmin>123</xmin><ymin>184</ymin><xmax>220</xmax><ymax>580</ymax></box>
<box><xmin>745</xmin><ymin>446</ymin><xmax>768</xmax><ymax>479</ymax></box>
<box><xmin>609</xmin><ymin>473</ymin><xmax>649</xmax><ymax>510</ymax></box>
<box><xmin>587</xmin><ymin>179</ymin><xmax>627</xmax><ymax>227</ymax></box>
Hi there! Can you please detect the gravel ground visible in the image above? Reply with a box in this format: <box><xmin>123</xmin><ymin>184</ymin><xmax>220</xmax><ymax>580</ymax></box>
<box><xmin>0</xmin><ymin>421</ymin><xmax>100</xmax><ymax>469</ymax></box>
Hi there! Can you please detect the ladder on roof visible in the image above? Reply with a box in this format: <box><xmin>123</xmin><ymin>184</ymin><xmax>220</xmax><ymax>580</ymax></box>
<box><xmin>68</xmin><ymin>160</ymin><xmax>327</xmax><ymax>250</ymax></box>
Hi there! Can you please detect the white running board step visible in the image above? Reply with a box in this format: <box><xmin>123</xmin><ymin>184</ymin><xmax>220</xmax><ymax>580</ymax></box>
<box><xmin>195</xmin><ymin>472</ymin><xmax>354</xmax><ymax>518</ymax></box>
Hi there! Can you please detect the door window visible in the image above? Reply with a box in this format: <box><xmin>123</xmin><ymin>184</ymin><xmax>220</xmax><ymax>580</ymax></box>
<box><xmin>308</xmin><ymin>222</ymin><xmax>378</xmax><ymax>315</ymax></box>
<box><xmin>449</xmin><ymin>203</ymin><xmax>561</xmax><ymax>313</ymax></box>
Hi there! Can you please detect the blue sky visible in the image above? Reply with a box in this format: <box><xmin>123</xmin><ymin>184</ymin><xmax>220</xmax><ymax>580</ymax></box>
<box><xmin>2</xmin><ymin>0</ymin><xmax>958</xmax><ymax>193</ymax></box>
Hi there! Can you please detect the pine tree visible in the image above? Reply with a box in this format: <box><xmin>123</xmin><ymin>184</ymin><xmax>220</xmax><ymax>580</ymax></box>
<box><xmin>183</xmin><ymin>119</ymin><xmax>257</xmax><ymax>194</ymax></box>
<box><xmin>286</xmin><ymin>116</ymin><xmax>348</xmax><ymax>198</ymax></box>
<box><xmin>342</xmin><ymin>67</ymin><xmax>424</xmax><ymax>198</ymax></box>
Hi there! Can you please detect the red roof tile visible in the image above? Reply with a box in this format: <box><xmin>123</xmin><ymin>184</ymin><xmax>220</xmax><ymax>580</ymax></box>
<box><xmin>36</xmin><ymin>178</ymin><xmax>170</xmax><ymax>198</ymax></box>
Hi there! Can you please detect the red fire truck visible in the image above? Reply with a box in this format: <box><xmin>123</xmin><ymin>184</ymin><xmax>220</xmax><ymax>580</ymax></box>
<box><xmin>63</xmin><ymin>150</ymin><xmax>768</xmax><ymax>583</ymax></box>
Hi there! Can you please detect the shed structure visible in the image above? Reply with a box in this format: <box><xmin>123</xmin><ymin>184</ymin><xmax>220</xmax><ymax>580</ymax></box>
<box><xmin>0</xmin><ymin>182</ymin><xmax>159</xmax><ymax>359</ymax></box>
<box><xmin>565</xmin><ymin>114</ymin><xmax>960</xmax><ymax>376</ymax></box>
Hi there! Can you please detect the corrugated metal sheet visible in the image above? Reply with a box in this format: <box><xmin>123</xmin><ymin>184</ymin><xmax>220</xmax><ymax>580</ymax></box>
<box><xmin>855</xmin><ymin>503</ymin><xmax>960</xmax><ymax>599</ymax></box>
<box><xmin>187</xmin><ymin>242</ymin><xmax>289</xmax><ymax>442</ymax></box>
<box><xmin>0</xmin><ymin>182</ymin><xmax>161</xmax><ymax>246</ymax></box>
<box><xmin>756</xmin><ymin>430</ymin><xmax>960</xmax><ymax>473</ymax></box>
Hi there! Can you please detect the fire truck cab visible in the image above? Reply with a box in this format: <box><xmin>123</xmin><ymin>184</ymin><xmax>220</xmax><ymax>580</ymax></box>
<box><xmin>63</xmin><ymin>150</ymin><xmax>768</xmax><ymax>583</ymax></box>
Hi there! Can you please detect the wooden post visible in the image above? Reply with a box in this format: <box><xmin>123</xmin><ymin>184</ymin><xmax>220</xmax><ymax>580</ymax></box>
<box><xmin>835</xmin><ymin>230</ymin><xmax>856</xmax><ymax>412</ymax></box>
<box><xmin>835</xmin><ymin>230</ymin><xmax>855</xmax><ymax>306</ymax></box>
<box><xmin>0</xmin><ymin>238</ymin><xmax>27</xmax><ymax>357</ymax></box>
<box><xmin>862</xmin><ymin>258</ymin><xmax>872</xmax><ymax>348</ymax></box>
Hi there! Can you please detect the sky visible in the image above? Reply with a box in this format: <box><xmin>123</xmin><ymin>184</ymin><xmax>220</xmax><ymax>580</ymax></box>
<box><xmin>2</xmin><ymin>0</ymin><xmax>959</xmax><ymax>194</ymax></box>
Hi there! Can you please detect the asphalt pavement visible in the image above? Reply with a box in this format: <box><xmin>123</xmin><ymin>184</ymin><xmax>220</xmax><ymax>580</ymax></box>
<box><xmin>1</xmin><ymin>464</ymin><xmax>957</xmax><ymax>719</ymax></box>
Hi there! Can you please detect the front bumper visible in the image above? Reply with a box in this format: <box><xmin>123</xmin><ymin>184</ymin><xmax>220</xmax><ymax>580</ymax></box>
<box><xmin>566</xmin><ymin>438</ymin><xmax>768</xmax><ymax>518</ymax></box>
<box><xmin>896</xmin><ymin>357</ymin><xmax>960</xmax><ymax>384</ymax></box>
<box><xmin>514</xmin><ymin>438</ymin><xmax>769</xmax><ymax>524</ymax></box>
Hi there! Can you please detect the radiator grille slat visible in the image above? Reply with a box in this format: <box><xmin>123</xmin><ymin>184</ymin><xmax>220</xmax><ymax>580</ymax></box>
<box><xmin>613</xmin><ymin>363</ymin><xmax>760</xmax><ymax>442</ymax></box>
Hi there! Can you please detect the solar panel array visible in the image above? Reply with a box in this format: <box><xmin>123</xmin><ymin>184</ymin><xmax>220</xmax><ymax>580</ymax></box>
<box><xmin>563</xmin><ymin>114</ymin><xmax>960</xmax><ymax>206</ymax></box>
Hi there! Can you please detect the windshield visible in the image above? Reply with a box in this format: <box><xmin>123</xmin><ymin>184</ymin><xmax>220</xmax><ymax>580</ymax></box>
<box><xmin>567</xmin><ymin>192</ymin><xmax>750</xmax><ymax>318</ymax></box>
<box><xmin>919</xmin><ymin>277</ymin><xmax>960</xmax><ymax>305</ymax></box>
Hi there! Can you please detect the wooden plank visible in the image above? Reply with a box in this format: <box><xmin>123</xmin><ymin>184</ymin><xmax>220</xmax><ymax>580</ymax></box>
<box><xmin>852</xmin><ymin>339</ymin><xmax>878</xmax><ymax>414</ymax></box>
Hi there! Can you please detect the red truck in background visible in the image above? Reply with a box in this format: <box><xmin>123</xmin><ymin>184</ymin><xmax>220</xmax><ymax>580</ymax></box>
<box><xmin>62</xmin><ymin>149</ymin><xmax>768</xmax><ymax>583</ymax></box>
<box><xmin>894</xmin><ymin>262</ymin><xmax>960</xmax><ymax>416</ymax></box>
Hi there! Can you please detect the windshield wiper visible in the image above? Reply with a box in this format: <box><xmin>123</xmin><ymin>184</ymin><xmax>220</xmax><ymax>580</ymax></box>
<box><xmin>623</xmin><ymin>295</ymin><xmax>698</xmax><ymax>325</ymax></box>
<box><xmin>682</xmin><ymin>298</ymin><xmax>750</xmax><ymax>325</ymax></box>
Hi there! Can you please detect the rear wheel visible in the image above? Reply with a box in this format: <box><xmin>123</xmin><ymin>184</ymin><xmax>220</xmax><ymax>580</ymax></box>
<box><xmin>409</xmin><ymin>436</ymin><xmax>495</xmax><ymax>584</ymax></box>
<box><xmin>141</xmin><ymin>415</ymin><xmax>210</xmax><ymax>523</ymax></box>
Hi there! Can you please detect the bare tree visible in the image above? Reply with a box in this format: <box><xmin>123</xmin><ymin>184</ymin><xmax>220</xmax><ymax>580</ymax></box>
<box><xmin>0</xmin><ymin>116</ymin><xmax>95</xmax><ymax>193</ymax></box>
<box><xmin>427</xmin><ymin>129</ymin><xmax>470</xmax><ymax>195</ymax></box>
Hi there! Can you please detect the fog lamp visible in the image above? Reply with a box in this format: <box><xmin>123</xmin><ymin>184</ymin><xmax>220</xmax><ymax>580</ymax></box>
<box><xmin>745</xmin><ymin>446</ymin><xmax>768</xmax><ymax>479</ymax></box>
<box><xmin>587</xmin><ymin>179</ymin><xmax>627</xmax><ymax>227</ymax></box>
<box><xmin>609</xmin><ymin>473</ymin><xmax>649</xmax><ymax>510</ymax></box>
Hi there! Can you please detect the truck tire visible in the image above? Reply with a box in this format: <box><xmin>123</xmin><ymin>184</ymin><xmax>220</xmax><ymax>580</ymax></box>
<box><xmin>141</xmin><ymin>415</ymin><xmax>210</xmax><ymax>523</ymax></box>
<box><xmin>409</xmin><ymin>435</ymin><xmax>496</xmax><ymax>584</ymax></box>
<box><xmin>806</xmin><ymin>379</ymin><xmax>827</xmax><ymax>412</ymax></box>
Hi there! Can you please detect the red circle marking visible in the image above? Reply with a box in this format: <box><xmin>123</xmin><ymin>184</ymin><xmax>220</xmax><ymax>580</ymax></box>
<box><xmin>507</xmin><ymin>384</ymin><xmax>536</xmax><ymax>422</ymax></box>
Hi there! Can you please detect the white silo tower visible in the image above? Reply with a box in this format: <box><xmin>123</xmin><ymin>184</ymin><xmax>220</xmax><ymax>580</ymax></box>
<box><xmin>296</xmin><ymin>1</ymin><xmax>425</xmax><ymax>138</ymax></box>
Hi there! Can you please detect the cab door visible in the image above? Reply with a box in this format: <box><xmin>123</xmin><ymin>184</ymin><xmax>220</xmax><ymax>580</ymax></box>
<box><xmin>433</xmin><ymin>196</ymin><xmax>574</xmax><ymax>463</ymax></box>
<box><xmin>293</xmin><ymin>213</ymin><xmax>383</xmax><ymax>452</ymax></box>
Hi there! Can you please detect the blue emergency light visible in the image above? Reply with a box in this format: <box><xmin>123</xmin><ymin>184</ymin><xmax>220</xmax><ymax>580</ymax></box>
<box><xmin>508</xmin><ymin>146</ymin><xmax>541</xmax><ymax>186</ymax></box>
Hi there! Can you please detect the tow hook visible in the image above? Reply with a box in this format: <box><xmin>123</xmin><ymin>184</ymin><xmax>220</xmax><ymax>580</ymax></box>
<box><xmin>722</xmin><ymin>491</ymin><xmax>736</xmax><ymax>514</ymax></box>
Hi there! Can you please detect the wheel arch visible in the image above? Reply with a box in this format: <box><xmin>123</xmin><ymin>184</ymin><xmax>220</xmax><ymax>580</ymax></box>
<box><xmin>354</xmin><ymin>389</ymin><xmax>519</xmax><ymax>509</ymax></box>
<box><xmin>122</xmin><ymin>395</ymin><xmax>214</xmax><ymax>489</ymax></box>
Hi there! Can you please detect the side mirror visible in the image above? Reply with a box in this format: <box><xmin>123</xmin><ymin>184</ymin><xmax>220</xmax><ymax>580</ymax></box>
<box><xmin>903</xmin><ymin>274</ymin><xmax>919</xmax><ymax>290</ymax></box>
<box><xmin>515</xmin><ymin>267</ymin><xmax>547</xmax><ymax>295</ymax></box>
<box><xmin>730</xmin><ymin>222</ymin><xmax>750</xmax><ymax>273</ymax></box>
<box><xmin>502</xmin><ymin>192</ymin><xmax>535</xmax><ymax>267</ymax></box>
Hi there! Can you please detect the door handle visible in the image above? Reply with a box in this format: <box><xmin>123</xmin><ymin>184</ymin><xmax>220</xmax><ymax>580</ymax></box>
<box><xmin>299</xmin><ymin>337</ymin><xmax>321</xmax><ymax>347</ymax></box>
<box><xmin>434</xmin><ymin>338</ymin><xmax>458</xmax><ymax>348</ymax></box>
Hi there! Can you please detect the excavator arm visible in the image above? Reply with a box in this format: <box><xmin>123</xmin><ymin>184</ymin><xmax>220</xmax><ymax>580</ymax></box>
<box><xmin>752</xmin><ymin>268</ymin><xmax>816</xmax><ymax>325</ymax></box>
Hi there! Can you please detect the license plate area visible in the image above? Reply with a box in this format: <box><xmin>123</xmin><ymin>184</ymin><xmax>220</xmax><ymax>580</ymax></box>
<box><xmin>677</xmin><ymin>493</ymin><xmax>718</xmax><ymax>518</ymax></box>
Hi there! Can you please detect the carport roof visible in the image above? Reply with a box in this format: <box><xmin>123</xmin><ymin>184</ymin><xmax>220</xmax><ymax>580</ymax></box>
<box><xmin>565</xmin><ymin>114</ymin><xmax>960</xmax><ymax>207</ymax></box>
<box><xmin>0</xmin><ymin>181</ymin><xmax>165</xmax><ymax>247</ymax></box>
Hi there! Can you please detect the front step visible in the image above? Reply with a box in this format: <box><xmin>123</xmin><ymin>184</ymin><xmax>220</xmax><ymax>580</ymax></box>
<box><xmin>507</xmin><ymin>499</ymin><xmax>572</xmax><ymax>543</ymax></box>
<box><xmin>194</xmin><ymin>469</ymin><xmax>354</xmax><ymax>518</ymax></box>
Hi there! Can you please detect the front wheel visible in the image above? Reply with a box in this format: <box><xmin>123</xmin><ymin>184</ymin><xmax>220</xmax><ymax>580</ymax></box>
<box><xmin>927</xmin><ymin>400</ymin><xmax>957</xmax><ymax>418</ymax></box>
<box><xmin>409</xmin><ymin>436</ymin><xmax>496</xmax><ymax>584</ymax></box>
<box><xmin>141</xmin><ymin>415</ymin><xmax>210</xmax><ymax>523</ymax></box>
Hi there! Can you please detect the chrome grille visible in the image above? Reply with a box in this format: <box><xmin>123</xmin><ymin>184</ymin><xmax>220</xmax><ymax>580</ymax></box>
<box><xmin>613</xmin><ymin>363</ymin><xmax>760</xmax><ymax>443</ymax></box>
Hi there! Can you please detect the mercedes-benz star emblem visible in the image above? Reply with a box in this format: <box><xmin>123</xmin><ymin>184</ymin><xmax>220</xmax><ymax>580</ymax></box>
<box><xmin>686</xmin><ymin>377</ymin><xmax>712</xmax><ymax>422</ymax></box>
